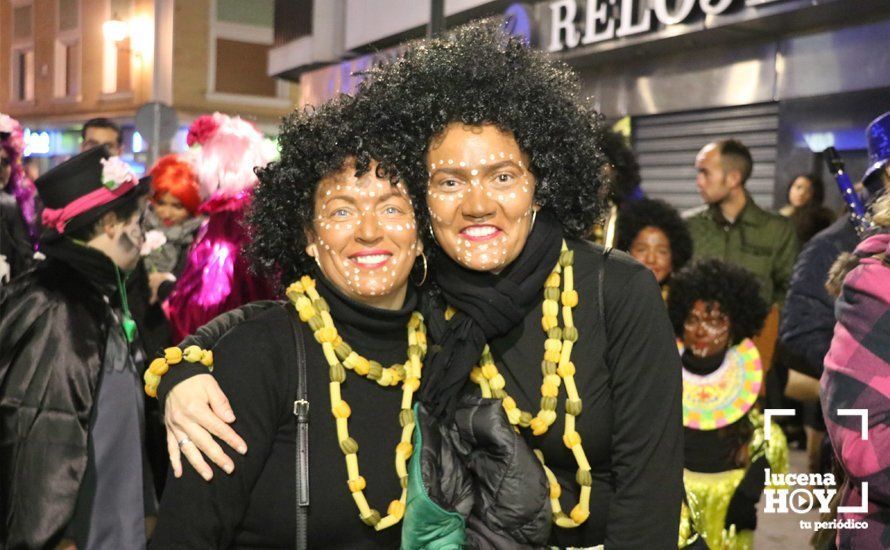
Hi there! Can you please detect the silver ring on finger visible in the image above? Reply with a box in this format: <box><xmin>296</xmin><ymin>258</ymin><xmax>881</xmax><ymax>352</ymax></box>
<box><xmin>178</xmin><ymin>435</ymin><xmax>192</xmax><ymax>449</ymax></box>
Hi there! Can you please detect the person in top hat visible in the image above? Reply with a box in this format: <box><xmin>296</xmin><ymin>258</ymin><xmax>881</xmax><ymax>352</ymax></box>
<box><xmin>778</xmin><ymin>110</ymin><xmax>890</xmax><ymax>476</ymax></box>
<box><xmin>0</xmin><ymin>146</ymin><xmax>157</xmax><ymax>549</ymax></box>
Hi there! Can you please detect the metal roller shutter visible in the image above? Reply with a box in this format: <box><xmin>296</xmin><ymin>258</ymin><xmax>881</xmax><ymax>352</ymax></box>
<box><xmin>633</xmin><ymin>103</ymin><xmax>779</xmax><ymax>211</ymax></box>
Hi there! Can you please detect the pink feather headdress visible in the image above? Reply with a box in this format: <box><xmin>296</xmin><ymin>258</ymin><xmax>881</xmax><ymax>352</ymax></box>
<box><xmin>186</xmin><ymin>113</ymin><xmax>276</xmax><ymax>202</ymax></box>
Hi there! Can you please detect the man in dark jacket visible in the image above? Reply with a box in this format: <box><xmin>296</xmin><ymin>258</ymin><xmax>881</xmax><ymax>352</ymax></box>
<box><xmin>0</xmin><ymin>147</ymin><xmax>154</xmax><ymax>549</ymax></box>
<box><xmin>779</xmin><ymin>110</ymin><xmax>890</xmax><ymax>472</ymax></box>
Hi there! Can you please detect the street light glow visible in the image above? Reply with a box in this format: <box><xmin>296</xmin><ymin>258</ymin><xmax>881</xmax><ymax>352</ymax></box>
<box><xmin>103</xmin><ymin>18</ymin><xmax>129</xmax><ymax>43</ymax></box>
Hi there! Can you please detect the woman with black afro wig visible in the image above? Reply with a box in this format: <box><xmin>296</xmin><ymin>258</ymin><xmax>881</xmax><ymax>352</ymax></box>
<box><xmin>666</xmin><ymin>259</ymin><xmax>788</xmax><ymax>549</ymax></box>
<box><xmin>350</xmin><ymin>19</ymin><xmax>684</xmax><ymax>548</ymax></box>
<box><xmin>616</xmin><ymin>198</ymin><xmax>693</xmax><ymax>290</ymax></box>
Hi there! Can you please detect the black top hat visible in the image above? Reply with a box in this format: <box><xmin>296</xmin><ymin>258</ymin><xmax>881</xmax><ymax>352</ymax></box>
<box><xmin>35</xmin><ymin>145</ymin><xmax>148</xmax><ymax>236</ymax></box>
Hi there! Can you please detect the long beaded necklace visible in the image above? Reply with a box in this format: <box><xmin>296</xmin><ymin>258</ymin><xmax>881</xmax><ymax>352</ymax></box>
<box><xmin>465</xmin><ymin>240</ymin><xmax>591</xmax><ymax>529</ymax></box>
<box><xmin>285</xmin><ymin>276</ymin><xmax>427</xmax><ymax>531</ymax></box>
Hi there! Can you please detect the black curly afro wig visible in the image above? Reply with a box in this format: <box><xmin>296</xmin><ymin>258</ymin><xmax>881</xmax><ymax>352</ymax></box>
<box><xmin>247</xmin><ymin>94</ymin><xmax>424</xmax><ymax>289</ymax></box>
<box><xmin>666</xmin><ymin>259</ymin><xmax>768</xmax><ymax>345</ymax></box>
<box><xmin>353</xmin><ymin>19</ymin><xmax>607</xmax><ymax>242</ymax></box>
<box><xmin>615</xmin><ymin>198</ymin><xmax>693</xmax><ymax>274</ymax></box>
<box><xmin>599</xmin><ymin>130</ymin><xmax>641</xmax><ymax>205</ymax></box>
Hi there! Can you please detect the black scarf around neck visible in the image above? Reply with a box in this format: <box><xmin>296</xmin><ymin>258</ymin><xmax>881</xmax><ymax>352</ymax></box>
<box><xmin>41</xmin><ymin>237</ymin><xmax>122</xmax><ymax>296</ymax></box>
<box><xmin>420</xmin><ymin>209</ymin><xmax>563</xmax><ymax>418</ymax></box>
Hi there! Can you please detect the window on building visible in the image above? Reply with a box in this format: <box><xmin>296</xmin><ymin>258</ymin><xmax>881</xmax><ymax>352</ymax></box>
<box><xmin>10</xmin><ymin>2</ymin><xmax>35</xmax><ymax>102</ymax></box>
<box><xmin>210</xmin><ymin>0</ymin><xmax>288</xmax><ymax>103</ymax></box>
<box><xmin>102</xmin><ymin>0</ymin><xmax>133</xmax><ymax>95</ymax></box>
<box><xmin>55</xmin><ymin>0</ymin><xmax>82</xmax><ymax>98</ymax></box>
<box><xmin>12</xmin><ymin>49</ymin><xmax>35</xmax><ymax>102</ymax></box>
<box><xmin>12</xmin><ymin>4</ymin><xmax>33</xmax><ymax>40</ymax></box>
<box><xmin>215</xmin><ymin>39</ymin><xmax>278</xmax><ymax>96</ymax></box>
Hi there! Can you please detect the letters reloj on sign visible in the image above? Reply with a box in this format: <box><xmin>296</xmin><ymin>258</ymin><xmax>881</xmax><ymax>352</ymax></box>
<box><xmin>547</xmin><ymin>0</ymin><xmax>735</xmax><ymax>52</ymax></box>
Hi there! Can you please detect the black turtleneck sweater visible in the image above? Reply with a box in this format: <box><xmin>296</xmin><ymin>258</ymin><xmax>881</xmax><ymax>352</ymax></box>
<box><xmin>152</xmin><ymin>278</ymin><xmax>415</xmax><ymax>549</ymax></box>
<box><xmin>461</xmin><ymin>240</ymin><xmax>684</xmax><ymax>549</ymax></box>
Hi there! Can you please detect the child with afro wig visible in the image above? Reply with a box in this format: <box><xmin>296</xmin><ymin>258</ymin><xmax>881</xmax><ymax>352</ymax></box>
<box><xmin>668</xmin><ymin>259</ymin><xmax>788</xmax><ymax>549</ymax></box>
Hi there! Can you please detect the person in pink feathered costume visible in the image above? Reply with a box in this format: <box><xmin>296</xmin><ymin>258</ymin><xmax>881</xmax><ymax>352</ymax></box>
<box><xmin>1</xmin><ymin>113</ymin><xmax>39</xmax><ymax>282</ymax></box>
<box><xmin>163</xmin><ymin>113</ymin><xmax>276</xmax><ymax>342</ymax></box>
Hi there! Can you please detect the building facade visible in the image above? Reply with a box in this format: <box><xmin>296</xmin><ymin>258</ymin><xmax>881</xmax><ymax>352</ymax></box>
<box><xmin>269</xmin><ymin>0</ymin><xmax>890</xmax><ymax>210</ymax></box>
<box><xmin>1</xmin><ymin>0</ymin><xmax>299</xmax><ymax>171</ymax></box>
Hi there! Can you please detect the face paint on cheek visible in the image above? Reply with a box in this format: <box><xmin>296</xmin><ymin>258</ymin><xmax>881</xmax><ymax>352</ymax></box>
<box><xmin>121</xmin><ymin>223</ymin><xmax>144</xmax><ymax>252</ymax></box>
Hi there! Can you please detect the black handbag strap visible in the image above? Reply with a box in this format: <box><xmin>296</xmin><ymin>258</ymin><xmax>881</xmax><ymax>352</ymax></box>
<box><xmin>288</xmin><ymin>307</ymin><xmax>310</xmax><ymax>549</ymax></box>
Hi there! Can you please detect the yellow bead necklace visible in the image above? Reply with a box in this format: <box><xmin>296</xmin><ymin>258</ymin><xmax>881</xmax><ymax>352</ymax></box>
<box><xmin>286</xmin><ymin>276</ymin><xmax>426</xmax><ymax>531</ymax></box>
<box><xmin>465</xmin><ymin>240</ymin><xmax>592</xmax><ymax>528</ymax></box>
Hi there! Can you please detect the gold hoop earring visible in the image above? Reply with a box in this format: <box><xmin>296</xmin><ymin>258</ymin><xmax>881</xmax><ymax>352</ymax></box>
<box><xmin>415</xmin><ymin>252</ymin><xmax>428</xmax><ymax>287</ymax></box>
<box><xmin>530</xmin><ymin>209</ymin><xmax>538</xmax><ymax>230</ymax></box>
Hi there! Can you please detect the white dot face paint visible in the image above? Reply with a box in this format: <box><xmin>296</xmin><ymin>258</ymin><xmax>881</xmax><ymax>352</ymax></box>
<box><xmin>426</xmin><ymin>123</ymin><xmax>537</xmax><ymax>274</ymax></box>
<box><xmin>311</xmin><ymin>159</ymin><xmax>422</xmax><ymax>309</ymax></box>
<box><xmin>683</xmin><ymin>300</ymin><xmax>731</xmax><ymax>358</ymax></box>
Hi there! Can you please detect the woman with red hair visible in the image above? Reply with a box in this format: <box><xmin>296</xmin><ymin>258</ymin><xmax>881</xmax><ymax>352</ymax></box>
<box><xmin>143</xmin><ymin>154</ymin><xmax>203</xmax><ymax>305</ymax></box>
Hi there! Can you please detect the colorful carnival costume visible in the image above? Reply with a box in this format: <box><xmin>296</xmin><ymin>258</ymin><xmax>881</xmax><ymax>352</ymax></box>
<box><xmin>666</xmin><ymin>259</ymin><xmax>790</xmax><ymax>550</ymax></box>
<box><xmin>163</xmin><ymin>113</ymin><xmax>276</xmax><ymax>341</ymax></box>
<box><xmin>678</xmin><ymin>338</ymin><xmax>789</xmax><ymax>549</ymax></box>
<box><xmin>0</xmin><ymin>113</ymin><xmax>38</xmax><ymax>282</ymax></box>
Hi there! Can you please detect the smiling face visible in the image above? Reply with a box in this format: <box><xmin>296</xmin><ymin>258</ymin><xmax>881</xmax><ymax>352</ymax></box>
<box><xmin>426</xmin><ymin>123</ymin><xmax>537</xmax><ymax>273</ymax></box>
<box><xmin>683</xmin><ymin>300</ymin><xmax>731</xmax><ymax>358</ymax></box>
<box><xmin>307</xmin><ymin>159</ymin><xmax>421</xmax><ymax>309</ymax></box>
<box><xmin>629</xmin><ymin>226</ymin><xmax>672</xmax><ymax>283</ymax></box>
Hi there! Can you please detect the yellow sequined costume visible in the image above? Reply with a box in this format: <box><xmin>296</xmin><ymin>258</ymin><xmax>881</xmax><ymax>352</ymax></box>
<box><xmin>678</xmin><ymin>409</ymin><xmax>789</xmax><ymax>549</ymax></box>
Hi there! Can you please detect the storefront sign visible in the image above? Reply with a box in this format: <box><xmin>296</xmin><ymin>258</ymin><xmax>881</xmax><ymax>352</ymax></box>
<box><xmin>23</xmin><ymin>129</ymin><xmax>51</xmax><ymax>156</ymax></box>
<box><xmin>547</xmin><ymin>0</ymin><xmax>737</xmax><ymax>51</ymax></box>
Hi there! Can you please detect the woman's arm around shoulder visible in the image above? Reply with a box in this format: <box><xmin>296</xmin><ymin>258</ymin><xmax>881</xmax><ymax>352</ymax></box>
<box><xmin>151</xmin><ymin>305</ymin><xmax>295</xmax><ymax>548</ymax></box>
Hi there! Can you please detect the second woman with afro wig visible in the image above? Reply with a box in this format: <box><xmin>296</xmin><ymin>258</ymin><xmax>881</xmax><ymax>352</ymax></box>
<box><xmin>616</xmin><ymin>198</ymin><xmax>693</xmax><ymax>295</ymax></box>
<box><xmin>668</xmin><ymin>259</ymin><xmax>788</xmax><ymax>550</ymax></box>
<box><xmin>352</xmin><ymin>19</ymin><xmax>684</xmax><ymax>548</ymax></box>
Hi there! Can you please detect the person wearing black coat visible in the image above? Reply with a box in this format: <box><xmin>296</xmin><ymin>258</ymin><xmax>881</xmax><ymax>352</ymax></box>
<box><xmin>0</xmin><ymin>191</ymin><xmax>33</xmax><ymax>282</ymax></box>
<box><xmin>779</xmin><ymin>138</ymin><xmax>889</xmax><ymax>474</ymax></box>
<box><xmin>0</xmin><ymin>148</ymin><xmax>154</xmax><ymax>548</ymax></box>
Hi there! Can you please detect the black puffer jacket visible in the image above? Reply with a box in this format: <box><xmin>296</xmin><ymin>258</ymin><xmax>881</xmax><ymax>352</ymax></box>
<box><xmin>779</xmin><ymin>216</ymin><xmax>859</xmax><ymax>378</ymax></box>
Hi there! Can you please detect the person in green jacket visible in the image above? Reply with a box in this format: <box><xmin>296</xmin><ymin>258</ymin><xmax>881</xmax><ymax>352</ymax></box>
<box><xmin>684</xmin><ymin>139</ymin><xmax>799</xmax><ymax>306</ymax></box>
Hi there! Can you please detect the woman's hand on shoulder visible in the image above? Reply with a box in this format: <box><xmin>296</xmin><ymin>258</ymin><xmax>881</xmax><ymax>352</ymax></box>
<box><xmin>164</xmin><ymin>374</ymin><xmax>247</xmax><ymax>480</ymax></box>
